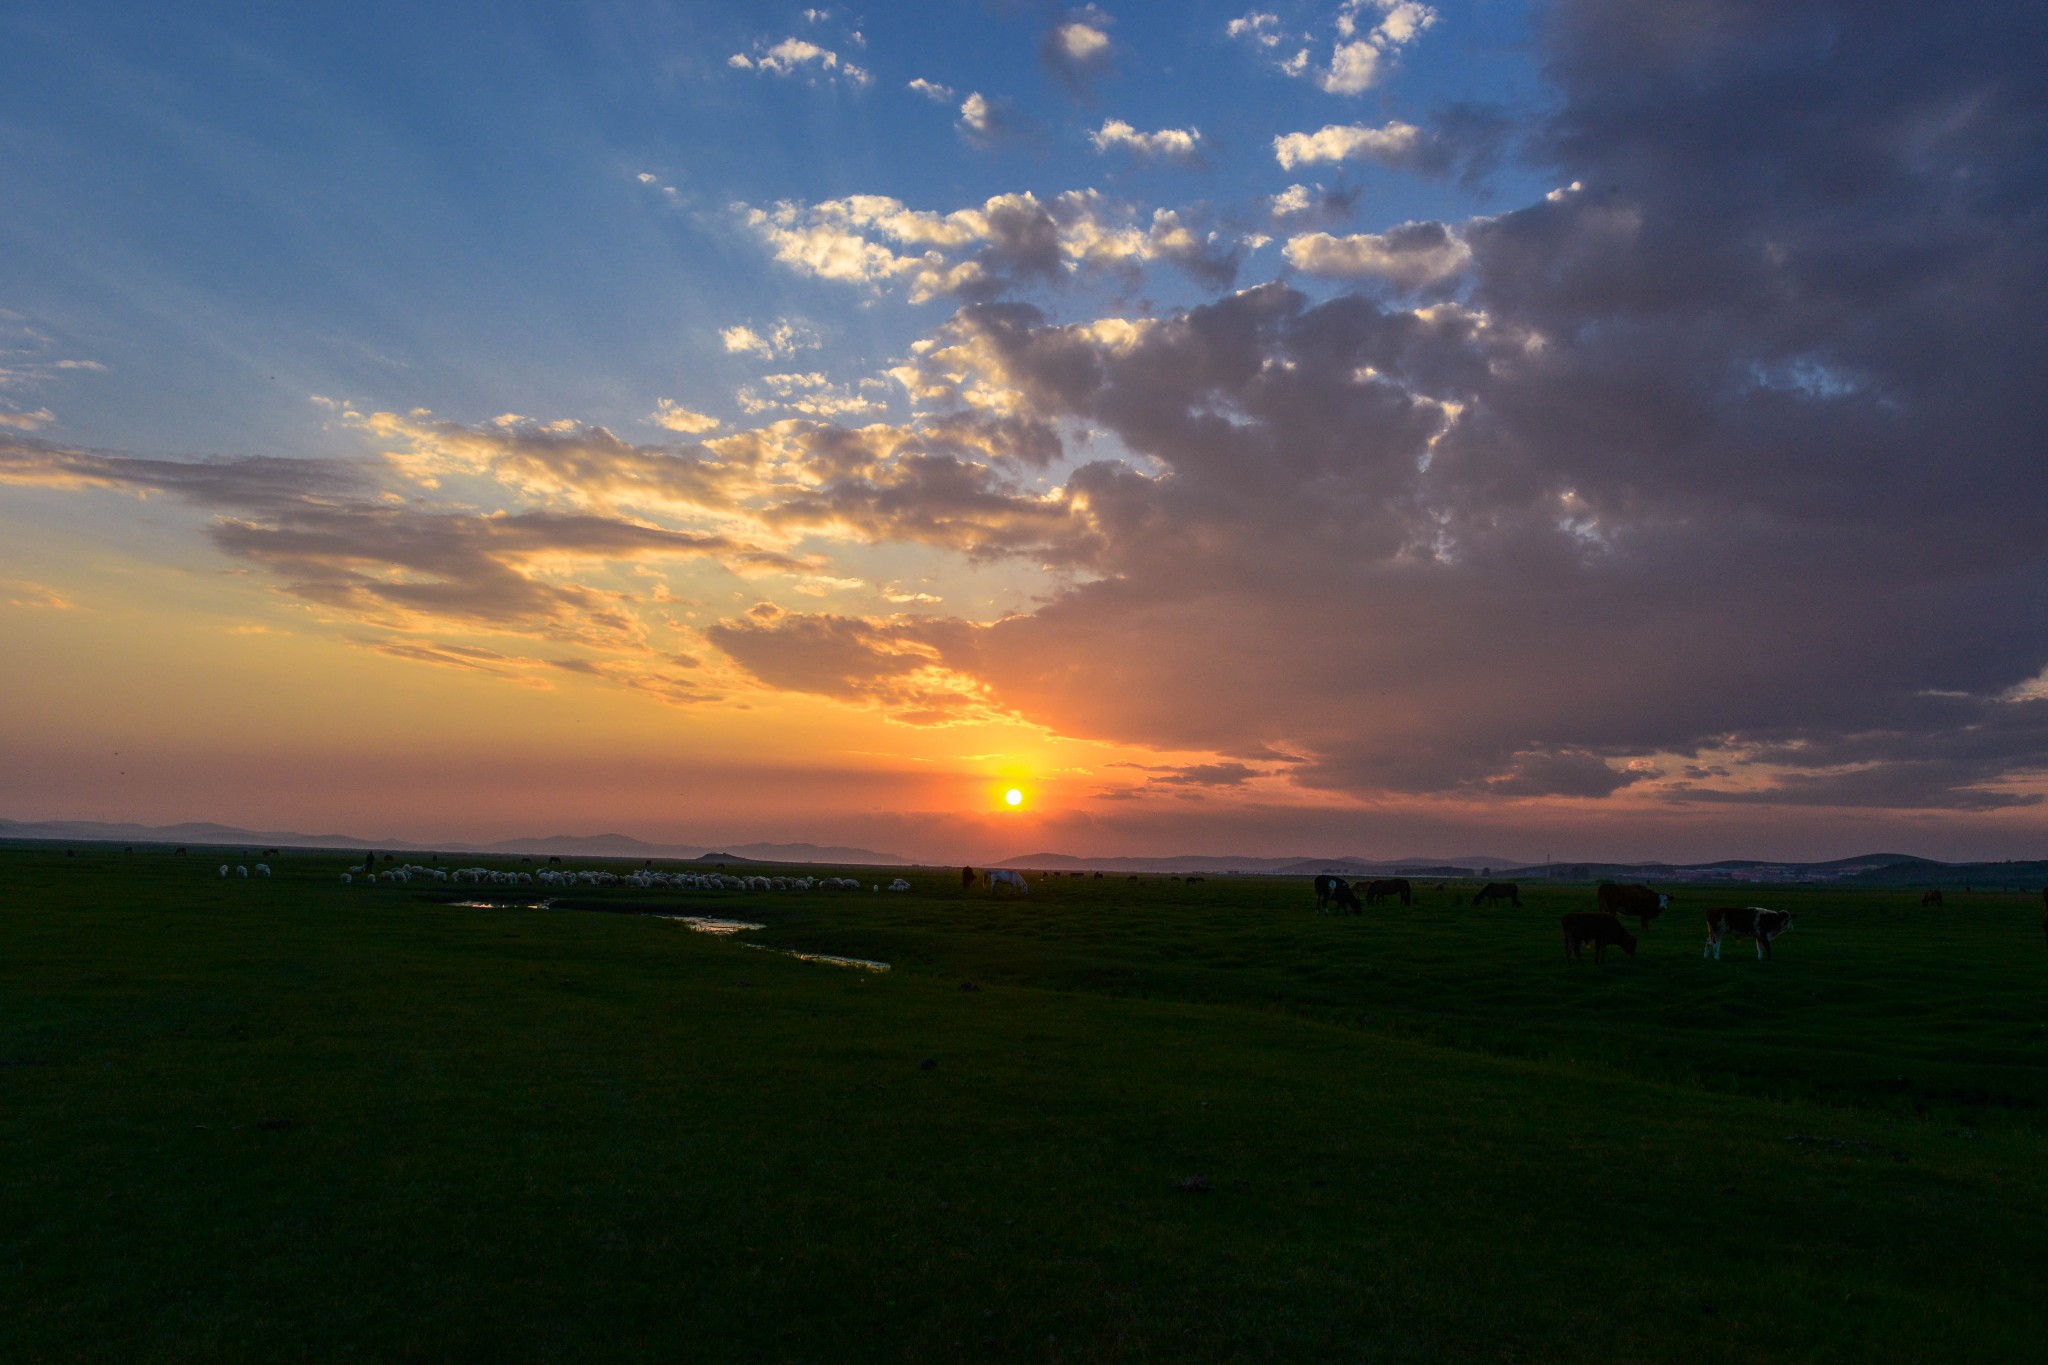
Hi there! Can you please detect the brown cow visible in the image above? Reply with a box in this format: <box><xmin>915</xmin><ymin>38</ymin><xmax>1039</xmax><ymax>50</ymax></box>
<box><xmin>1473</xmin><ymin>882</ymin><xmax>1520</xmax><ymax>907</ymax></box>
<box><xmin>1921</xmin><ymin>889</ymin><xmax>1943</xmax><ymax>908</ymax></box>
<box><xmin>1597</xmin><ymin>882</ymin><xmax>1669</xmax><ymax>928</ymax></box>
<box><xmin>1704</xmin><ymin>906</ymin><xmax>1794</xmax><ymax>960</ymax></box>
<box><xmin>1562</xmin><ymin>911</ymin><xmax>1637</xmax><ymax>962</ymax></box>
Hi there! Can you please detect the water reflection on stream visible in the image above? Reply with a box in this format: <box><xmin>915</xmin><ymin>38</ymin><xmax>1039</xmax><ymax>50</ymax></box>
<box><xmin>742</xmin><ymin>943</ymin><xmax>891</xmax><ymax>972</ymax></box>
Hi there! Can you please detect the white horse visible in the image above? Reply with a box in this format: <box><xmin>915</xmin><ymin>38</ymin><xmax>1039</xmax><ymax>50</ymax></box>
<box><xmin>987</xmin><ymin>869</ymin><xmax>1028</xmax><ymax>896</ymax></box>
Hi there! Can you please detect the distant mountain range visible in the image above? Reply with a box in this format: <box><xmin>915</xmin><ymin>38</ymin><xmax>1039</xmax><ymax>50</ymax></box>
<box><xmin>995</xmin><ymin>849</ymin><xmax>2048</xmax><ymax>886</ymax></box>
<box><xmin>3</xmin><ymin>817</ymin><xmax>2041</xmax><ymax>885</ymax></box>
<box><xmin>996</xmin><ymin>851</ymin><xmax>1516</xmax><ymax>875</ymax></box>
<box><xmin>0</xmin><ymin>818</ymin><xmax>908</xmax><ymax>868</ymax></box>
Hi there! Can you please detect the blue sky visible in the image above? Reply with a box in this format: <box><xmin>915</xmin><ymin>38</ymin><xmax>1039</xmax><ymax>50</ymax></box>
<box><xmin>2</xmin><ymin>1</ymin><xmax>1544</xmax><ymax>457</ymax></box>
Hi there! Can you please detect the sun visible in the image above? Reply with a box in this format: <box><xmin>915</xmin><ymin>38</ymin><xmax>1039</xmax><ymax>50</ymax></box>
<box><xmin>1004</xmin><ymin>787</ymin><xmax>1024</xmax><ymax>807</ymax></box>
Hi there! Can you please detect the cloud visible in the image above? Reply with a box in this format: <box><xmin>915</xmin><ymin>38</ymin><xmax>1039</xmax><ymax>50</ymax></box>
<box><xmin>957</xmin><ymin>91</ymin><xmax>1036</xmax><ymax>147</ymax></box>
<box><xmin>739</xmin><ymin>189</ymin><xmax>1241</xmax><ymax>300</ymax></box>
<box><xmin>1</xmin><ymin>579</ymin><xmax>75</xmax><ymax>610</ymax></box>
<box><xmin>1266</xmin><ymin>182</ymin><xmax>1363</xmax><ymax>227</ymax></box>
<box><xmin>1283</xmin><ymin>221</ymin><xmax>1470</xmax><ymax>285</ymax></box>
<box><xmin>1089</xmin><ymin>119</ymin><xmax>1203</xmax><ymax>163</ymax></box>
<box><xmin>0</xmin><ymin>407</ymin><xmax>56</xmax><ymax>431</ymax></box>
<box><xmin>1225</xmin><ymin>12</ymin><xmax>1284</xmax><ymax>49</ymax></box>
<box><xmin>0</xmin><ymin>430</ymin><xmax>797</xmax><ymax>646</ymax></box>
<box><xmin>1274</xmin><ymin>120</ymin><xmax>1437</xmax><ymax>171</ymax></box>
<box><xmin>907</xmin><ymin>77</ymin><xmax>955</xmax><ymax>102</ymax></box>
<box><xmin>706</xmin><ymin>605</ymin><xmax>990</xmax><ymax>724</ymax></box>
<box><xmin>735</xmin><ymin>371</ymin><xmax>886</xmax><ymax>419</ymax></box>
<box><xmin>1242</xmin><ymin>0</ymin><xmax>1436</xmax><ymax>95</ymax></box>
<box><xmin>728</xmin><ymin>37</ymin><xmax>870</xmax><ymax>86</ymax></box>
<box><xmin>650</xmin><ymin>400</ymin><xmax>720</xmax><ymax>434</ymax></box>
<box><xmin>721</xmin><ymin>319</ymin><xmax>822</xmax><ymax>360</ymax></box>
<box><xmin>1041</xmin><ymin>11</ymin><xmax>1116</xmax><ymax>91</ymax></box>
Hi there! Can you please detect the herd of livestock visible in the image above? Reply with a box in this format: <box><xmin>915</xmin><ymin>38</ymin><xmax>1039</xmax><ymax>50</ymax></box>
<box><xmin>1312</xmin><ymin>872</ymin><xmax>1795</xmax><ymax>963</ymax></box>
<box><xmin>194</xmin><ymin>855</ymin><xmax>2048</xmax><ymax>961</ymax></box>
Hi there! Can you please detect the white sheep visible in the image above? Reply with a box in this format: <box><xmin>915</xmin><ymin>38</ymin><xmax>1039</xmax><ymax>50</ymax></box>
<box><xmin>237</xmin><ymin>865</ymin><xmax>249</xmax><ymax>878</ymax></box>
<box><xmin>219</xmin><ymin>864</ymin><xmax>229</xmax><ymax>878</ymax></box>
<box><xmin>255</xmin><ymin>864</ymin><xmax>270</xmax><ymax>877</ymax></box>
<box><xmin>340</xmin><ymin>872</ymin><xmax>352</xmax><ymax>884</ymax></box>
<box><xmin>888</xmin><ymin>878</ymin><xmax>912</xmax><ymax>892</ymax></box>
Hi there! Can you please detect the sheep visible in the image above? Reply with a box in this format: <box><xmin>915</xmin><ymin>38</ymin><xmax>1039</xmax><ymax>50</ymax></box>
<box><xmin>219</xmin><ymin>864</ymin><xmax>229</xmax><ymax>878</ymax></box>
<box><xmin>340</xmin><ymin>872</ymin><xmax>352</xmax><ymax>884</ymax></box>
<box><xmin>255</xmin><ymin>864</ymin><xmax>271</xmax><ymax>877</ymax></box>
<box><xmin>888</xmin><ymin>878</ymin><xmax>912</xmax><ymax>892</ymax></box>
<box><xmin>237</xmin><ymin>865</ymin><xmax>249</xmax><ymax>878</ymax></box>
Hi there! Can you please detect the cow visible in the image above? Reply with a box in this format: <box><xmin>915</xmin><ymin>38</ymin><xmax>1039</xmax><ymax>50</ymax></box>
<box><xmin>1704</xmin><ymin>906</ymin><xmax>1795</xmax><ymax>960</ymax></box>
<box><xmin>961</xmin><ymin>866</ymin><xmax>979</xmax><ymax>890</ymax></box>
<box><xmin>987</xmin><ymin>869</ymin><xmax>1027</xmax><ymax>896</ymax></box>
<box><xmin>1562</xmin><ymin>911</ymin><xmax>1637</xmax><ymax>962</ymax></box>
<box><xmin>1597</xmin><ymin>883</ymin><xmax>1669</xmax><ymax>929</ymax></box>
<box><xmin>1472</xmin><ymin>882</ymin><xmax>1520</xmax><ymax>908</ymax></box>
<box><xmin>1364</xmin><ymin>878</ymin><xmax>1412</xmax><ymax>907</ymax></box>
<box><xmin>1921</xmin><ymin>889</ymin><xmax>1944</xmax><ymax>908</ymax></box>
<box><xmin>1313</xmin><ymin>875</ymin><xmax>1362</xmax><ymax>914</ymax></box>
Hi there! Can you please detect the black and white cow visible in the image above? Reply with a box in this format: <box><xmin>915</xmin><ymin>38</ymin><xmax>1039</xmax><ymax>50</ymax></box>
<box><xmin>1704</xmin><ymin>906</ymin><xmax>1794</xmax><ymax>960</ymax></box>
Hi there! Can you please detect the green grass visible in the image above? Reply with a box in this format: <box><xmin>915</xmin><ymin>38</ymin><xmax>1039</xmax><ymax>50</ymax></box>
<box><xmin>4</xmin><ymin>848</ymin><xmax>2046</xmax><ymax>1361</ymax></box>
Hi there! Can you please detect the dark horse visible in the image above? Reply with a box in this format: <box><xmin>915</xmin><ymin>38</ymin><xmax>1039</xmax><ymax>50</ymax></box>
<box><xmin>1364</xmin><ymin>878</ymin><xmax>1412</xmax><ymax>907</ymax></box>
<box><xmin>961</xmin><ymin>866</ymin><xmax>979</xmax><ymax>890</ymax></box>
<box><xmin>1921</xmin><ymin>889</ymin><xmax>1944</xmax><ymax>908</ymax></box>
<box><xmin>1473</xmin><ymin>882</ymin><xmax>1521</xmax><ymax>907</ymax></box>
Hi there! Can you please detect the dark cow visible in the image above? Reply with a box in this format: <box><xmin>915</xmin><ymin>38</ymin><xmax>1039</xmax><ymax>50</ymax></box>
<box><xmin>1704</xmin><ymin>906</ymin><xmax>1795</xmax><ymax>960</ymax></box>
<box><xmin>1597</xmin><ymin>883</ymin><xmax>1669</xmax><ymax>929</ymax></box>
<box><xmin>961</xmin><ymin>866</ymin><xmax>979</xmax><ymax>890</ymax></box>
<box><xmin>1473</xmin><ymin>882</ymin><xmax>1520</xmax><ymax>907</ymax></box>
<box><xmin>1921</xmin><ymin>889</ymin><xmax>1943</xmax><ymax>908</ymax></box>
<box><xmin>1314</xmin><ymin>875</ymin><xmax>1362</xmax><ymax>915</ymax></box>
<box><xmin>1364</xmin><ymin>878</ymin><xmax>1412</xmax><ymax>907</ymax></box>
<box><xmin>1562</xmin><ymin>911</ymin><xmax>1637</xmax><ymax>962</ymax></box>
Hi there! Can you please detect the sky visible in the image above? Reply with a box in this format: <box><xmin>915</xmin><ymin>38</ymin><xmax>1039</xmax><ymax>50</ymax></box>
<box><xmin>2</xmin><ymin>0</ymin><xmax>2045</xmax><ymax>865</ymax></box>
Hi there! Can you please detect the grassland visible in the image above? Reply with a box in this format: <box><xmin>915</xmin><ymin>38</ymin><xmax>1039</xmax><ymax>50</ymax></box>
<box><xmin>4</xmin><ymin>847</ymin><xmax>2046</xmax><ymax>1362</ymax></box>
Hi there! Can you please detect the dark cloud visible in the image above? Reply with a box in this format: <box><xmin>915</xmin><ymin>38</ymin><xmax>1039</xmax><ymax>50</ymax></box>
<box><xmin>704</xmin><ymin>608</ymin><xmax>982</xmax><ymax>723</ymax></box>
<box><xmin>818</xmin><ymin>0</ymin><xmax>2048</xmax><ymax>813</ymax></box>
<box><xmin>0</xmin><ymin>431</ymin><xmax>801</xmax><ymax>642</ymax></box>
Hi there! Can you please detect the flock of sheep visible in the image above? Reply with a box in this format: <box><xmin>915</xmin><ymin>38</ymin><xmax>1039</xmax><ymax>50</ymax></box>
<box><xmin>311</xmin><ymin>863</ymin><xmax>911</xmax><ymax>893</ymax></box>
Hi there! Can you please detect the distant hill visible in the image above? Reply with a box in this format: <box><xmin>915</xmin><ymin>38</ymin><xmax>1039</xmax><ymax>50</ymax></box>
<box><xmin>997</xmin><ymin>852</ymin><xmax>1515</xmax><ymax>875</ymax></box>
<box><xmin>0</xmin><ymin>818</ymin><xmax>907</xmax><ymax>868</ymax></box>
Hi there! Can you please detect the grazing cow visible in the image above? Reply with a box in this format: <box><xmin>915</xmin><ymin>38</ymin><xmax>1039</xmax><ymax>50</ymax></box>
<box><xmin>1313</xmin><ymin>876</ymin><xmax>1362</xmax><ymax>915</ymax></box>
<box><xmin>1364</xmin><ymin>878</ymin><xmax>1412</xmax><ymax>907</ymax></box>
<box><xmin>1472</xmin><ymin>882</ymin><xmax>1520</xmax><ymax>908</ymax></box>
<box><xmin>1704</xmin><ymin>906</ymin><xmax>1795</xmax><ymax>960</ymax></box>
<box><xmin>1921</xmin><ymin>889</ymin><xmax>1944</xmax><ymax>908</ymax></box>
<box><xmin>1562</xmin><ymin>911</ymin><xmax>1637</xmax><ymax>962</ymax></box>
<box><xmin>987</xmin><ymin>869</ymin><xmax>1028</xmax><ymax>896</ymax></box>
<box><xmin>961</xmin><ymin>866</ymin><xmax>979</xmax><ymax>890</ymax></box>
<box><xmin>1186</xmin><ymin>875</ymin><xmax>1206</xmax><ymax>885</ymax></box>
<box><xmin>1597</xmin><ymin>883</ymin><xmax>1669</xmax><ymax>929</ymax></box>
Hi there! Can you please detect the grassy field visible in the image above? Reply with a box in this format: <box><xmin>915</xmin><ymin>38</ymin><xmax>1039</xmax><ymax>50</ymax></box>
<box><xmin>4</xmin><ymin>847</ymin><xmax>2046</xmax><ymax>1362</ymax></box>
